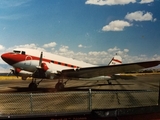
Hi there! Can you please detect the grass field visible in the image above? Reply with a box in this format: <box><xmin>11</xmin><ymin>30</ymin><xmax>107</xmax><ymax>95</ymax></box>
<box><xmin>0</xmin><ymin>76</ymin><xmax>32</xmax><ymax>80</ymax></box>
<box><xmin>0</xmin><ymin>76</ymin><xmax>21</xmax><ymax>80</ymax></box>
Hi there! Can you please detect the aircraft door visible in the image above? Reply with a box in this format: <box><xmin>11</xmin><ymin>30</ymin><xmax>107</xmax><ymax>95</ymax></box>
<box><xmin>25</xmin><ymin>56</ymin><xmax>32</xmax><ymax>66</ymax></box>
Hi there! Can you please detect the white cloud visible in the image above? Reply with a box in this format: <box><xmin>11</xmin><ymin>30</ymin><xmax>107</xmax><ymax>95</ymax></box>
<box><xmin>153</xmin><ymin>18</ymin><xmax>157</xmax><ymax>22</ymax></box>
<box><xmin>78</xmin><ymin>44</ymin><xmax>91</xmax><ymax>48</ymax></box>
<box><xmin>139</xmin><ymin>0</ymin><xmax>154</xmax><ymax>4</ymax></box>
<box><xmin>14</xmin><ymin>43</ymin><xmax>37</xmax><ymax>49</ymax></box>
<box><xmin>124</xmin><ymin>49</ymin><xmax>129</xmax><ymax>53</ymax></box>
<box><xmin>108</xmin><ymin>46</ymin><xmax>120</xmax><ymax>52</ymax></box>
<box><xmin>85</xmin><ymin>0</ymin><xmax>136</xmax><ymax>5</ymax></box>
<box><xmin>6</xmin><ymin>43</ymin><xmax>46</xmax><ymax>52</ymax></box>
<box><xmin>43</xmin><ymin>42</ymin><xmax>57</xmax><ymax>48</ymax></box>
<box><xmin>78</xmin><ymin>44</ymin><xmax>83</xmax><ymax>48</ymax></box>
<box><xmin>85</xmin><ymin>0</ymin><xmax>154</xmax><ymax>5</ymax></box>
<box><xmin>102</xmin><ymin>20</ymin><xmax>132</xmax><ymax>32</ymax></box>
<box><xmin>89</xmin><ymin>51</ymin><xmax>108</xmax><ymax>56</ymax></box>
<box><xmin>59</xmin><ymin>45</ymin><xmax>69</xmax><ymax>52</ymax></box>
<box><xmin>0</xmin><ymin>44</ymin><xmax>160</xmax><ymax>67</ymax></box>
<box><xmin>0</xmin><ymin>45</ymin><xmax>5</xmax><ymax>51</ymax></box>
<box><xmin>125</xmin><ymin>11</ymin><xmax>155</xmax><ymax>21</ymax></box>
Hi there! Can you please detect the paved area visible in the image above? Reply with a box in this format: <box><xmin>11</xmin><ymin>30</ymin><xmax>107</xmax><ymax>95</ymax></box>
<box><xmin>0</xmin><ymin>74</ymin><xmax>159</xmax><ymax>93</ymax></box>
<box><xmin>0</xmin><ymin>74</ymin><xmax>159</xmax><ymax>115</ymax></box>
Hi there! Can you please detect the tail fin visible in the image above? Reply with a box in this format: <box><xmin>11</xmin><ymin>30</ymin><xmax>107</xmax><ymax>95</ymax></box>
<box><xmin>108</xmin><ymin>54</ymin><xmax>122</xmax><ymax>65</ymax></box>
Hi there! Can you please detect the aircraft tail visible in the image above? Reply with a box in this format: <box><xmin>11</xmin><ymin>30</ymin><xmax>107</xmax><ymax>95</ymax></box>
<box><xmin>108</xmin><ymin>54</ymin><xmax>122</xmax><ymax>65</ymax></box>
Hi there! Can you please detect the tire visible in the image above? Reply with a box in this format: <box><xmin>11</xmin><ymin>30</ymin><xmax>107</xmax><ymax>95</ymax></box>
<box><xmin>28</xmin><ymin>82</ymin><xmax>37</xmax><ymax>90</ymax></box>
<box><xmin>55</xmin><ymin>83</ymin><xmax>64</xmax><ymax>91</ymax></box>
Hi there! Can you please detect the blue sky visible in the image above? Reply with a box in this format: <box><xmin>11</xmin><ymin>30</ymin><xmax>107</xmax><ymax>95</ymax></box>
<box><xmin>0</xmin><ymin>0</ymin><xmax>160</xmax><ymax>66</ymax></box>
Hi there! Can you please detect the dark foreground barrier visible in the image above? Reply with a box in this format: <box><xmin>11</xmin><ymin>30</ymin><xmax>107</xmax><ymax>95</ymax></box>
<box><xmin>0</xmin><ymin>89</ymin><xmax>159</xmax><ymax>119</ymax></box>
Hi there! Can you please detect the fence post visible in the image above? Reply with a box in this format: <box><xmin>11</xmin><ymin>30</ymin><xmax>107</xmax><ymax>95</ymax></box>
<box><xmin>30</xmin><ymin>93</ymin><xmax>33</xmax><ymax>113</ymax></box>
<box><xmin>88</xmin><ymin>89</ymin><xmax>92</xmax><ymax>111</ymax></box>
<box><xmin>158</xmin><ymin>80</ymin><xmax>160</xmax><ymax>106</ymax></box>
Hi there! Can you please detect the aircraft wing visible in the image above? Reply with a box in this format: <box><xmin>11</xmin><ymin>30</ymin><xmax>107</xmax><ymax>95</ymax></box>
<box><xmin>60</xmin><ymin>61</ymin><xmax>160</xmax><ymax>78</ymax></box>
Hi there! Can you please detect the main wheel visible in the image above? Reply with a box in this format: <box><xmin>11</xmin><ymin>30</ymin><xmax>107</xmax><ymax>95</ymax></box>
<box><xmin>28</xmin><ymin>82</ymin><xmax>37</xmax><ymax>90</ymax></box>
<box><xmin>55</xmin><ymin>82</ymin><xmax>64</xmax><ymax>91</ymax></box>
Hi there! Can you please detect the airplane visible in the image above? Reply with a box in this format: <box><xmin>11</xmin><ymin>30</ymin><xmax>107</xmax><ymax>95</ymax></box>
<box><xmin>1</xmin><ymin>48</ymin><xmax>160</xmax><ymax>91</ymax></box>
<box><xmin>2</xmin><ymin>48</ymin><xmax>123</xmax><ymax>87</ymax></box>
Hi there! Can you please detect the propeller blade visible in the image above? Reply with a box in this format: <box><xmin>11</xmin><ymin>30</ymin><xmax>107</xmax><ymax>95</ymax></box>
<box><xmin>7</xmin><ymin>71</ymin><xmax>12</xmax><ymax>76</ymax></box>
<box><xmin>39</xmin><ymin>52</ymin><xmax>43</xmax><ymax>67</ymax></box>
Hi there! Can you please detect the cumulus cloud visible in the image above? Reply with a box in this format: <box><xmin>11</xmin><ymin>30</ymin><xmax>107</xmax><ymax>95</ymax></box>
<box><xmin>139</xmin><ymin>0</ymin><xmax>154</xmax><ymax>4</ymax></box>
<box><xmin>102</xmin><ymin>20</ymin><xmax>132</xmax><ymax>32</ymax></box>
<box><xmin>125</xmin><ymin>11</ymin><xmax>155</xmax><ymax>21</ymax></box>
<box><xmin>43</xmin><ymin>42</ymin><xmax>57</xmax><ymax>48</ymax></box>
<box><xmin>0</xmin><ymin>45</ymin><xmax>5</xmax><ymax>51</ymax></box>
<box><xmin>108</xmin><ymin>46</ymin><xmax>120</xmax><ymax>52</ymax></box>
<box><xmin>14</xmin><ymin>43</ymin><xmax>38</xmax><ymax>49</ymax></box>
<box><xmin>78</xmin><ymin>44</ymin><xmax>91</xmax><ymax>48</ymax></box>
<box><xmin>89</xmin><ymin>51</ymin><xmax>108</xmax><ymax>56</ymax></box>
<box><xmin>54</xmin><ymin>46</ymin><xmax>132</xmax><ymax>65</ymax></box>
<box><xmin>6</xmin><ymin>43</ymin><xmax>46</xmax><ymax>52</ymax></box>
<box><xmin>107</xmin><ymin>47</ymin><xmax>129</xmax><ymax>58</ymax></box>
<box><xmin>0</xmin><ymin>43</ymin><xmax>159</xmax><ymax>66</ymax></box>
<box><xmin>85</xmin><ymin>0</ymin><xmax>153</xmax><ymax>5</ymax></box>
<box><xmin>85</xmin><ymin>0</ymin><xmax>136</xmax><ymax>5</ymax></box>
<box><xmin>59</xmin><ymin>45</ymin><xmax>69</xmax><ymax>52</ymax></box>
<box><xmin>78</xmin><ymin>44</ymin><xmax>83</xmax><ymax>48</ymax></box>
<box><xmin>124</xmin><ymin>49</ymin><xmax>129</xmax><ymax>53</ymax></box>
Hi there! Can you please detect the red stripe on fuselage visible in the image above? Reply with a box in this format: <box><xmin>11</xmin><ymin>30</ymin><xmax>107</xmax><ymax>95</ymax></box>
<box><xmin>1</xmin><ymin>52</ymin><xmax>79</xmax><ymax>69</ymax></box>
<box><xmin>112</xmin><ymin>59</ymin><xmax>122</xmax><ymax>63</ymax></box>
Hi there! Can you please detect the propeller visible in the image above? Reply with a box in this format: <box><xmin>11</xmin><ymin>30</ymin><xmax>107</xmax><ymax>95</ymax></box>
<box><xmin>39</xmin><ymin>52</ymin><xmax>43</xmax><ymax>67</ymax></box>
<box><xmin>7</xmin><ymin>70</ymin><xmax>12</xmax><ymax>76</ymax></box>
<box><xmin>37</xmin><ymin>52</ymin><xmax>43</xmax><ymax>68</ymax></box>
<box><xmin>7</xmin><ymin>68</ymin><xmax>20</xmax><ymax>78</ymax></box>
<box><xmin>38</xmin><ymin>52</ymin><xmax>48</xmax><ymax>71</ymax></box>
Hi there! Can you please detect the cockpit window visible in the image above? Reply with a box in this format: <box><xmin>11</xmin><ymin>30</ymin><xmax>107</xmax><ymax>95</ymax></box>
<box><xmin>13</xmin><ymin>50</ymin><xmax>21</xmax><ymax>54</ymax></box>
<box><xmin>21</xmin><ymin>51</ymin><xmax>25</xmax><ymax>55</ymax></box>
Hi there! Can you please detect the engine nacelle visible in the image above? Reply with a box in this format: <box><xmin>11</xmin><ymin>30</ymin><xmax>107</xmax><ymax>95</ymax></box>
<box><xmin>32</xmin><ymin>62</ymin><xmax>49</xmax><ymax>79</ymax></box>
<box><xmin>41</xmin><ymin>63</ymin><xmax>49</xmax><ymax>71</ymax></box>
<box><xmin>10</xmin><ymin>68</ymin><xmax>32</xmax><ymax>80</ymax></box>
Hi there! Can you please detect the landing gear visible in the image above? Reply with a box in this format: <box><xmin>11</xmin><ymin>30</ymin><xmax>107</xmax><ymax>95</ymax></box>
<box><xmin>28</xmin><ymin>82</ymin><xmax>37</xmax><ymax>90</ymax></box>
<box><xmin>107</xmin><ymin>80</ymin><xmax>112</xmax><ymax>85</ymax></box>
<box><xmin>27</xmin><ymin>78</ymin><xmax>68</xmax><ymax>91</ymax></box>
<box><xmin>28</xmin><ymin>78</ymin><xmax>43</xmax><ymax>90</ymax></box>
<box><xmin>55</xmin><ymin>79</ymin><xmax>68</xmax><ymax>91</ymax></box>
<box><xmin>55</xmin><ymin>82</ymin><xmax>64</xmax><ymax>91</ymax></box>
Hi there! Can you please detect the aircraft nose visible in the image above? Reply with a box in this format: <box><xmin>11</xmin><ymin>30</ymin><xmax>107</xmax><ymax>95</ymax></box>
<box><xmin>1</xmin><ymin>53</ymin><xmax>15</xmax><ymax>65</ymax></box>
<box><xmin>1</xmin><ymin>53</ymin><xmax>8</xmax><ymax>61</ymax></box>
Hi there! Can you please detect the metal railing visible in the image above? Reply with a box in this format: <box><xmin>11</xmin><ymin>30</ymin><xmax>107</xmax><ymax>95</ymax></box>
<box><xmin>0</xmin><ymin>89</ymin><xmax>159</xmax><ymax>115</ymax></box>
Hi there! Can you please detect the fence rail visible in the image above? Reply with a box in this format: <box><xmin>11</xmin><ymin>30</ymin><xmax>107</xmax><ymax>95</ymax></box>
<box><xmin>0</xmin><ymin>90</ymin><xmax>159</xmax><ymax>115</ymax></box>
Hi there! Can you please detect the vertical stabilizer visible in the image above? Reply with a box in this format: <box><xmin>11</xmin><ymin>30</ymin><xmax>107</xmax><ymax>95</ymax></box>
<box><xmin>108</xmin><ymin>54</ymin><xmax>122</xmax><ymax>65</ymax></box>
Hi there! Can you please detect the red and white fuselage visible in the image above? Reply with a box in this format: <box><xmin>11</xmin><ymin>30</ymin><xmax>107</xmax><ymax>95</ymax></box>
<box><xmin>1</xmin><ymin>48</ymin><xmax>122</xmax><ymax>80</ymax></box>
<box><xmin>2</xmin><ymin>47</ymin><xmax>160</xmax><ymax>90</ymax></box>
<box><xmin>1</xmin><ymin>48</ymin><xmax>95</xmax><ymax>78</ymax></box>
